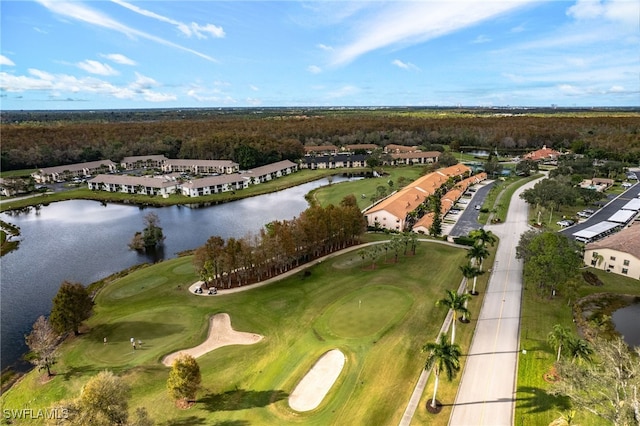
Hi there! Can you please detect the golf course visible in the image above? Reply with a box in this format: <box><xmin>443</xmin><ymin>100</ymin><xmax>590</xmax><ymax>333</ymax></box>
<box><xmin>1</xmin><ymin>236</ymin><xmax>482</xmax><ymax>425</ymax></box>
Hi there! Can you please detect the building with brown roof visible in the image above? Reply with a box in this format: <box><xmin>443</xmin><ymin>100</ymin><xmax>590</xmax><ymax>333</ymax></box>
<box><xmin>121</xmin><ymin>155</ymin><xmax>168</xmax><ymax>170</ymax></box>
<box><xmin>389</xmin><ymin>151</ymin><xmax>441</xmax><ymax>166</ymax></box>
<box><xmin>344</xmin><ymin>144</ymin><xmax>379</xmax><ymax>152</ymax></box>
<box><xmin>162</xmin><ymin>159</ymin><xmax>239</xmax><ymax>175</ymax></box>
<box><xmin>522</xmin><ymin>145</ymin><xmax>562</xmax><ymax>162</ymax></box>
<box><xmin>363</xmin><ymin>164</ymin><xmax>474</xmax><ymax>232</ymax></box>
<box><xmin>304</xmin><ymin>145</ymin><xmax>339</xmax><ymax>155</ymax></box>
<box><xmin>584</xmin><ymin>224</ymin><xmax>640</xmax><ymax>280</ymax></box>
<box><xmin>384</xmin><ymin>144</ymin><xmax>419</xmax><ymax>154</ymax></box>
<box><xmin>32</xmin><ymin>160</ymin><xmax>117</xmax><ymax>183</ymax></box>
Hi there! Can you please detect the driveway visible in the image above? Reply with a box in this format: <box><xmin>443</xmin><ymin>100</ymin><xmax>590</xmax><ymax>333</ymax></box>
<box><xmin>449</xmin><ymin>176</ymin><xmax>543</xmax><ymax>425</ymax></box>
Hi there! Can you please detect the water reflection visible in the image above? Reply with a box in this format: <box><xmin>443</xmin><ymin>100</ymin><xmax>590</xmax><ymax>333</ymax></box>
<box><xmin>0</xmin><ymin>176</ymin><xmax>352</xmax><ymax>369</ymax></box>
<box><xmin>612</xmin><ymin>303</ymin><xmax>640</xmax><ymax>347</ymax></box>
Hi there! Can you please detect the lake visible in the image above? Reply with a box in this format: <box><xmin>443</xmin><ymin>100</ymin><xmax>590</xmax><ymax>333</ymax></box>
<box><xmin>0</xmin><ymin>176</ymin><xmax>350</xmax><ymax>369</ymax></box>
<box><xmin>612</xmin><ymin>302</ymin><xmax>640</xmax><ymax>347</ymax></box>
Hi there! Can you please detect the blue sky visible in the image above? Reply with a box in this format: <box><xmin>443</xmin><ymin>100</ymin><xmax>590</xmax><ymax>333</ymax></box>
<box><xmin>1</xmin><ymin>0</ymin><xmax>638</xmax><ymax>110</ymax></box>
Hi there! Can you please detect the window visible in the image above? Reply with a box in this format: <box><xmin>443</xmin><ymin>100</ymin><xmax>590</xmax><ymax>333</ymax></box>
<box><xmin>623</xmin><ymin>260</ymin><xmax>630</xmax><ymax>266</ymax></box>
<box><xmin>610</xmin><ymin>256</ymin><xmax>616</xmax><ymax>261</ymax></box>
<box><xmin>622</xmin><ymin>268</ymin><xmax>629</xmax><ymax>275</ymax></box>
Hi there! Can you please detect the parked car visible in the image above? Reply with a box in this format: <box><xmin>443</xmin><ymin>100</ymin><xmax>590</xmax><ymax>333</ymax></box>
<box><xmin>577</xmin><ymin>211</ymin><xmax>592</xmax><ymax>218</ymax></box>
<box><xmin>557</xmin><ymin>219</ymin><xmax>575</xmax><ymax>227</ymax></box>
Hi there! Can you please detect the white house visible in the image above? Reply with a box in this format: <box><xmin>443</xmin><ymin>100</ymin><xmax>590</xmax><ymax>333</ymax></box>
<box><xmin>162</xmin><ymin>159</ymin><xmax>239</xmax><ymax>175</ymax></box>
<box><xmin>88</xmin><ymin>174</ymin><xmax>179</xmax><ymax>197</ymax></box>
<box><xmin>181</xmin><ymin>175</ymin><xmax>248</xmax><ymax>197</ymax></box>
<box><xmin>583</xmin><ymin>224</ymin><xmax>640</xmax><ymax>280</ymax></box>
<box><xmin>32</xmin><ymin>160</ymin><xmax>117</xmax><ymax>183</ymax></box>
<box><xmin>240</xmin><ymin>160</ymin><xmax>298</xmax><ymax>183</ymax></box>
<box><xmin>120</xmin><ymin>155</ymin><xmax>168</xmax><ymax>170</ymax></box>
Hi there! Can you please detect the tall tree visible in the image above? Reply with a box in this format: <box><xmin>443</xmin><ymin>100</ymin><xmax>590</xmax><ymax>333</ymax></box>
<box><xmin>460</xmin><ymin>263</ymin><xmax>484</xmax><ymax>296</ymax></box>
<box><xmin>517</xmin><ymin>231</ymin><xmax>582</xmax><ymax>298</ymax></box>
<box><xmin>429</xmin><ymin>194</ymin><xmax>442</xmax><ymax>237</ymax></box>
<box><xmin>423</xmin><ymin>333</ymin><xmax>462</xmax><ymax>410</ymax></box>
<box><xmin>466</xmin><ymin>244</ymin><xmax>490</xmax><ymax>271</ymax></box>
<box><xmin>547</xmin><ymin>324</ymin><xmax>571</xmax><ymax>362</ymax></box>
<box><xmin>436</xmin><ymin>289</ymin><xmax>471</xmax><ymax>344</ymax></box>
<box><xmin>25</xmin><ymin>315</ymin><xmax>59</xmax><ymax>377</ymax></box>
<box><xmin>49</xmin><ymin>281</ymin><xmax>93</xmax><ymax>335</ymax></box>
<box><xmin>77</xmin><ymin>370</ymin><xmax>131</xmax><ymax>426</ymax></box>
<box><xmin>167</xmin><ymin>354</ymin><xmax>202</xmax><ymax>405</ymax></box>
<box><xmin>130</xmin><ymin>212</ymin><xmax>165</xmax><ymax>251</ymax></box>
<box><xmin>551</xmin><ymin>336</ymin><xmax>640</xmax><ymax>426</ymax></box>
<box><xmin>468</xmin><ymin>228</ymin><xmax>497</xmax><ymax>248</ymax></box>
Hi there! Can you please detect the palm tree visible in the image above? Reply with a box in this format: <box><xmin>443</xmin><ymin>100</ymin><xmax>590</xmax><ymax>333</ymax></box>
<box><xmin>469</xmin><ymin>228</ymin><xmax>497</xmax><ymax>248</ymax></box>
<box><xmin>566</xmin><ymin>336</ymin><xmax>593</xmax><ymax>365</ymax></box>
<box><xmin>436</xmin><ymin>289</ymin><xmax>471</xmax><ymax>344</ymax></box>
<box><xmin>547</xmin><ymin>324</ymin><xmax>571</xmax><ymax>362</ymax></box>
<box><xmin>460</xmin><ymin>263</ymin><xmax>484</xmax><ymax>296</ymax></box>
<box><xmin>423</xmin><ymin>333</ymin><xmax>462</xmax><ymax>411</ymax></box>
<box><xmin>466</xmin><ymin>244</ymin><xmax>490</xmax><ymax>271</ymax></box>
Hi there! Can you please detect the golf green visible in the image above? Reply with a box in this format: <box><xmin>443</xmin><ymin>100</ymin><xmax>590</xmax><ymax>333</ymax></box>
<box><xmin>317</xmin><ymin>285</ymin><xmax>413</xmax><ymax>339</ymax></box>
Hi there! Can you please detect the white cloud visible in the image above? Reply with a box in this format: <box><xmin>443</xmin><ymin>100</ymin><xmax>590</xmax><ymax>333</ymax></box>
<box><xmin>111</xmin><ymin>0</ymin><xmax>225</xmax><ymax>38</ymax></box>
<box><xmin>472</xmin><ymin>35</ymin><xmax>491</xmax><ymax>44</ymax></box>
<box><xmin>307</xmin><ymin>65</ymin><xmax>322</xmax><ymax>74</ymax></box>
<box><xmin>101</xmin><ymin>53</ymin><xmax>136</xmax><ymax>66</ymax></box>
<box><xmin>567</xmin><ymin>0</ymin><xmax>639</xmax><ymax>25</ymax></box>
<box><xmin>36</xmin><ymin>0</ymin><xmax>217</xmax><ymax>62</ymax></box>
<box><xmin>391</xmin><ymin>59</ymin><xmax>419</xmax><ymax>71</ymax></box>
<box><xmin>0</xmin><ymin>55</ymin><xmax>15</xmax><ymax>66</ymax></box>
<box><xmin>187</xmin><ymin>88</ymin><xmax>237</xmax><ymax>104</ymax></box>
<box><xmin>326</xmin><ymin>85</ymin><xmax>359</xmax><ymax>99</ymax></box>
<box><xmin>77</xmin><ymin>60</ymin><xmax>119</xmax><ymax>76</ymax></box>
<box><xmin>317</xmin><ymin>43</ymin><xmax>333</xmax><ymax>51</ymax></box>
<box><xmin>0</xmin><ymin>68</ymin><xmax>175</xmax><ymax>102</ymax></box>
<box><xmin>330</xmin><ymin>1</ymin><xmax>535</xmax><ymax>66</ymax></box>
<box><xmin>249</xmin><ymin>85</ymin><xmax>259</xmax><ymax>91</ymax></box>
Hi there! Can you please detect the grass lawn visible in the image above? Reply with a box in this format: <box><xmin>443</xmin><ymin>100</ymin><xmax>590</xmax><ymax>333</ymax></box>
<box><xmin>515</xmin><ymin>268</ymin><xmax>640</xmax><ymax>426</ymax></box>
<box><xmin>308</xmin><ymin>166</ymin><xmax>425</xmax><ymax>211</ymax></box>
<box><xmin>2</xmin><ymin>238</ymin><xmax>484</xmax><ymax>425</ymax></box>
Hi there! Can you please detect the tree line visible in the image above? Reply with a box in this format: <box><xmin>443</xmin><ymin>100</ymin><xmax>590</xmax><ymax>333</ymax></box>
<box><xmin>2</xmin><ymin>112</ymin><xmax>638</xmax><ymax>171</ymax></box>
<box><xmin>192</xmin><ymin>194</ymin><xmax>366</xmax><ymax>289</ymax></box>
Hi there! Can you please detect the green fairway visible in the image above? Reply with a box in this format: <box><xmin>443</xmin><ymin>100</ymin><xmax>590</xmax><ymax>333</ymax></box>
<box><xmin>318</xmin><ymin>285</ymin><xmax>413</xmax><ymax>339</ymax></box>
<box><xmin>2</xmin><ymin>240</ymin><xmax>473</xmax><ymax>425</ymax></box>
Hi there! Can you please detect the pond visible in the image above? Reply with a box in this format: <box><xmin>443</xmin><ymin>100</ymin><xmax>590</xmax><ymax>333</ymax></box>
<box><xmin>612</xmin><ymin>303</ymin><xmax>640</xmax><ymax>347</ymax></box>
<box><xmin>0</xmin><ymin>176</ymin><xmax>352</xmax><ymax>369</ymax></box>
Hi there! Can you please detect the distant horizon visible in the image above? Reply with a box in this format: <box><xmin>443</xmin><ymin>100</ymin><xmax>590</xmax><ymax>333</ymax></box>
<box><xmin>3</xmin><ymin>105</ymin><xmax>640</xmax><ymax>113</ymax></box>
<box><xmin>2</xmin><ymin>1</ymin><xmax>638</xmax><ymax>110</ymax></box>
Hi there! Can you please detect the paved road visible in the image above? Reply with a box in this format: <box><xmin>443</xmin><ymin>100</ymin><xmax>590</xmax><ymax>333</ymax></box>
<box><xmin>560</xmin><ymin>169</ymin><xmax>640</xmax><ymax>240</ymax></box>
<box><xmin>449</xmin><ymin>176</ymin><xmax>543</xmax><ymax>426</ymax></box>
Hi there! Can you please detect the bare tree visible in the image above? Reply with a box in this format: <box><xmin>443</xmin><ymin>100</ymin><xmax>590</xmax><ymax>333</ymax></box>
<box><xmin>25</xmin><ymin>315</ymin><xmax>59</xmax><ymax>376</ymax></box>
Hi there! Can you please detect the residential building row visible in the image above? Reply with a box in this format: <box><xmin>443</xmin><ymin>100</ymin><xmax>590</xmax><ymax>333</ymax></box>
<box><xmin>363</xmin><ymin>163</ymin><xmax>487</xmax><ymax>232</ymax></box>
<box><xmin>32</xmin><ymin>156</ymin><xmax>241</xmax><ymax>183</ymax></box>
<box><xmin>299</xmin><ymin>151</ymin><xmax>441</xmax><ymax>170</ymax></box>
<box><xmin>87</xmin><ymin>160</ymin><xmax>298</xmax><ymax>198</ymax></box>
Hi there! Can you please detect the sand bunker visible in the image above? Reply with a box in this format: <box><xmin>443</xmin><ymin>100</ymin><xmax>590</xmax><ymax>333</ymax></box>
<box><xmin>162</xmin><ymin>313</ymin><xmax>263</xmax><ymax>367</ymax></box>
<box><xmin>288</xmin><ymin>349</ymin><xmax>346</xmax><ymax>412</ymax></box>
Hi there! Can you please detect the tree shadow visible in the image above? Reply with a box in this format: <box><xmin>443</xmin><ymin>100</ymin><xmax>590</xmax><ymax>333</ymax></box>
<box><xmin>165</xmin><ymin>416</ymin><xmax>208</xmax><ymax>426</ymax></box>
<box><xmin>200</xmin><ymin>389</ymin><xmax>288</xmax><ymax>412</ymax></box>
<box><xmin>61</xmin><ymin>364</ymin><xmax>101</xmax><ymax>381</ymax></box>
<box><xmin>517</xmin><ymin>386</ymin><xmax>571</xmax><ymax>414</ymax></box>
